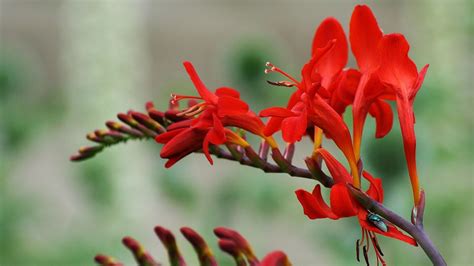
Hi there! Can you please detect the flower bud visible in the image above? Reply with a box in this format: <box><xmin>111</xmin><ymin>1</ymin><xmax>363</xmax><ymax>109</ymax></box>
<box><xmin>180</xmin><ymin>227</ymin><xmax>217</xmax><ymax>266</ymax></box>
<box><xmin>154</xmin><ymin>226</ymin><xmax>186</xmax><ymax>266</ymax></box>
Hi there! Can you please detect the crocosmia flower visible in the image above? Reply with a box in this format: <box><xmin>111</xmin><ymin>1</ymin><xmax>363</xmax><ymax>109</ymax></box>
<box><xmin>377</xmin><ymin>34</ymin><xmax>429</xmax><ymax>204</ymax></box>
<box><xmin>295</xmin><ymin>149</ymin><xmax>416</xmax><ymax>265</ymax></box>
<box><xmin>156</xmin><ymin>61</ymin><xmax>277</xmax><ymax>167</ymax></box>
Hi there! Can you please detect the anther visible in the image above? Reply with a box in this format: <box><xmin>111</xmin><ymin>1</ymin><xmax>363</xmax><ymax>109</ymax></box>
<box><xmin>356</xmin><ymin>240</ymin><xmax>360</xmax><ymax>262</ymax></box>
<box><xmin>363</xmin><ymin>246</ymin><xmax>370</xmax><ymax>266</ymax></box>
<box><xmin>266</xmin><ymin>80</ymin><xmax>296</xmax><ymax>87</ymax></box>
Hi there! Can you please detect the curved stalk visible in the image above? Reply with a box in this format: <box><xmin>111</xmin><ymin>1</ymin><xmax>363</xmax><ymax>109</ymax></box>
<box><xmin>347</xmin><ymin>185</ymin><xmax>447</xmax><ymax>266</ymax></box>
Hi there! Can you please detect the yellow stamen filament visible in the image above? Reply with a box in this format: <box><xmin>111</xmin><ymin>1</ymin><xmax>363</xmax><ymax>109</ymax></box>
<box><xmin>176</xmin><ymin>102</ymin><xmax>207</xmax><ymax>117</ymax></box>
<box><xmin>312</xmin><ymin>126</ymin><xmax>323</xmax><ymax>158</ymax></box>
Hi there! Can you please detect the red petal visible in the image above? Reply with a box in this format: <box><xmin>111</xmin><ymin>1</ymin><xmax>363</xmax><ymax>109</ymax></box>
<box><xmin>260</xmin><ymin>107</ymin><xmax>295</xmax><ymax>118</ymax></box>
<box><xmin>281</xmin><ymin>111</ymin><xmax>307</xmax><ymax>143</ymax></box>
<box><xmin>377</xmin><ymin>34</ymin><xmax>418</xmax><ymax>96</ymax></box>
<box><xmin>208</xmin><ymin>114</ymin><xmax>226</xmax><ymax>144</ymax></box>
<box><xmin>396</xmin><ymin>97</ymin><xmax>420</xmax><ymax>202</ymax></box>
<box><xmin>155</xmin><ymin>128</ymin><xmax>185</xmax><ymax>144</ymax></box>
<box><xmin>317</xmin><ymin>148</ymin><xmax>352</xmax><ymax>184</ymax></box>
<box><xmin>222</xmin><ymin>113</ymin><xmax>265</xmax><ymax>136</ymax></box>
<box><xmin>287</xmin><ymin>90</ymin><xmax>303</xmax><ymax>109</ymax></box>
<box><xmin>329</xmin><ymin>69</ymin><xmax>361</xmax><ymax>115</ymax></box>
<box><xmin>164</xmin><ymin>154</ymin><xmax>187</xmax><ymax>168</ymax></box>
<box><xmin>263</xmin><ymin>117</ymin><xmax>283</xmax><ymax>137</ymax></box>
<box><xmin>159</xmin><ymin>128</ymin><xmax>204</xmax><ymax>159</ymax></box>
<box><xmin>312</xmin><ymin>17</ymin><xmax>348</xmax><ymax>87</ymax></box>
<box><xmin>329</xmin><ymin>183</ymin><xmax>358</xmax><ymax>218</ymax></box>
<box><xmin>215</xmin><ymin>87</ymin><xmax>241</xmax><ymax>98</ymax></box>
<box><xmin>217</xmin><ymin>96</ymin><xmax>249</xmax><ymax>116</ymax></box>
<box><xmin>308</xmin><ymin>94</ymin><xmax>357</xmax><ymax>168</ymax></box>
<box><xmin>295</xmin><ymin>185</ymin><xmax>338</xmax><ymax>219</ymax></box>
<box><xmin>183</xmin><ymin>61</ymin><xmax>218</xmax><ymax>104</ymax></box>
<box><xmin>409</xmin><ymin>64</ymin><xmax>429</xmax><ymax>101</ymax></box>
<box><xmin>350</xmin><ymin>5</ymin><xmax>383</xmax><ymax>73</ymax></box>
<box><xmin>368</xmin><ymin>99</ymin><xmax>393</xmax><ymax>138</ymax></box>
<box><xmin>202</xmin><ymin>133</ymin><xmax>214</xmax><ymax>165</ymax></box>
<box><xmin>166</xmin><ymin>119</ymin><xmax>193</xmax><ymax>131</ymax></box>
<box><xmin>363</xmin><ymin>171</ymin><xmax>384</xmax><ymax>203</ymax></box>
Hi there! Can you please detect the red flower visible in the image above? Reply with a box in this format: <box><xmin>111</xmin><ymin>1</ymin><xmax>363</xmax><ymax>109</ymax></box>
<box><xmin>156</xmin><ymin>61</ymin><xmax>277</xmax><ymax>167</ymax></box>
<box><xmin>260</xmin><ymin>20</ymin><xmax>360</xmax><ymax>185</ymax></box>
<box><xmin>377</xmin><ymin>34</ymin><xmax>429</xmax><ymax>204</ymax></box>
<box><xmin>295</xmin><ymin>148</ymin><xmax>416</xmax><ymax>264</ymax></box>
<box><xmin>350</xmin><ymin>5</ymin><xmax>395</xmax><ymax>160</ymax></box>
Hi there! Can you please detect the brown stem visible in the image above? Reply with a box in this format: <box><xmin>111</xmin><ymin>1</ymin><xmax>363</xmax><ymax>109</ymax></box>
<box><xmin>347</xmin><ymin>185</ymin><xmax>446</xmax><ymax>266</ymax></box>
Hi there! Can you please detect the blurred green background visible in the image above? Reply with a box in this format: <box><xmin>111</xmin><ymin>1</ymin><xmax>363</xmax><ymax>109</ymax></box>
<box><xmin>0</xmin><ymin>0</ymin><xmax>472</xmax><ymax>265</ymax></box>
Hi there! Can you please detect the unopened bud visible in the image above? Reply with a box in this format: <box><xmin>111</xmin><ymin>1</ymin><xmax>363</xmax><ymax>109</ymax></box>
<box><xmin>154</xmin><ymin>226</ymin><xmax>186</xmax><ymax>266</ymax></box>
<box><xmin>218</xmin><ymin>240</ymin><xmax>246</xmax><ymax>266</ymax></box>
<box><xmin>131</xmin><ymin>111</ymin><xmax>165</xmax><ymax>133</ymax></box>
<box><xmin>106</xmin><ymin>121</ymin><xmax>144</xmax><ymax>138</ymax></box>
<box><xmin>118</xmin><ymin>113</ymin><xmax>157</xmax><ymax>138</ymax></box>
<box><xmin>122</xmin><ymin>237</ymin><xmax>160</xmax><ymax>266</ymax></box>
<box><xmin>180</xmin><ymin>227</ymin><xmax>217</xmax><ymax>266</ymax></box>
<box><xmin>214</xmin><ymin>227</ymin><xmax>259</xmax><ymax>266</ymax></box>
<box><xmin>260</xmin><ymin>251</ymin><xmax>292</xmax><ymax>266</ymax></box>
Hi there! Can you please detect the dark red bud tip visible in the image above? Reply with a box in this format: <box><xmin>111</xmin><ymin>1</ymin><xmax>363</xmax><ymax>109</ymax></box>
<box><xmin>260</xmin><ymin>251</ymin><xmax>291</xmax><ymax>266</ymax></box>
<box><xmin>154</xmin><ymin>226</ymin><xmax>177</xmax><ymax>247</ymax></box>
<box><xmin>214</xmin><ymin>228</ymin><xmax>246</xmax><ymax>250</ymax></box>
<box><xmin>148</xmin><ymin>109</ymin><xmax>166</xmax><ymax>124</ymax></box>
<box><xmin>122</xmin><ymin>236</ymin><xmax>141</xmax><ymax>252</ymax></box>
<box><xmin>218</xmin><ymin>239</ymin><xmax>239</xmax><ymax>256</ymax></box>
<box><xmin>131</xmin><ymin>111</ymin><xmax>165</xmax><ymax>133</ymax></box>
<box><xmin>145</xmin><ymin>101</ymin><xmax>155</xmax><ymax>111</ymax></box>
<box><xmin>106</xmin><ymin>121</ymin><xmax>144</xmax><ymax>138</ymax></box>
<box><xmin>180</xmin><ymin>227</ymin><xmax>206</xmax><ymax>248</ymax></box>
<box><xmin>181</xmin><ymin>227</ymin><xmax>217</xmax><ymax>266</ymax></box>
<box><xmin>70</xmin><ymin>153</ymin><xmax>94</xmax><ymax>161</ymax></box>
<box><xmin>122</xmin><ymin>236</ymin><xmax>143</xmax><ymax>255</ymax></box>
<box><xmin>79</xmin><ymin>145</ymin><xmax>104</xmax><ymax>155</ymax></box>
<box><xmin>118</xmin><ymin>113</ymin><xmax>138</xmax><ymax>127</ymax></box>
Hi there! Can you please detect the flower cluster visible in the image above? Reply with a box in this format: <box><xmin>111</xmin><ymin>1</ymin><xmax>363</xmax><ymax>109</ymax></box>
<box><xmin>95</xmin><ymin>225</ymin><xmax>291</xmax><ymax>266</ymax></box>
<box><xmin>72</xmin><ymin>4</ymin><xmax>433</xmax><ymax>266</ymax></box>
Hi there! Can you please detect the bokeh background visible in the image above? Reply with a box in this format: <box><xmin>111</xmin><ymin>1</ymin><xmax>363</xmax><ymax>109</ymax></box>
<box><xmin>1</xmin><ymin>0</ymin><xmax>472</xmax><ymax>265</ymax></box>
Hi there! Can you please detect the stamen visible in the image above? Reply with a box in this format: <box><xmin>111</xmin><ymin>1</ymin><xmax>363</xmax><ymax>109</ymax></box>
<box><xmin>266</xmin><ymin>80</ymin><xmax>296</xmax><ymax>87</ymax></box>
<box><xmin>170</xmin><ymin>93</ymin><xmax>202</xmax><ymax>105</ymax></box>
<box><xmin>176</xmin><ymin>102</ymin><xmax>207</xmax><ymax>117</ymax></box>
<box><xmin>371</xmin><ymin>235</ymin><xmax>384</xmax><ymax>256</ymax></box>
<box><xmin>356</xmin><ymin>240</ymin><xmax>360</xmax><ymax>262</ymax></box>
<box><xmin>264</xmin><ymin>62</ymin><xmax>300</xmax><ymax>85</ymax></box>
<box><xmin>363</xmin><ymin>246</ymin><xmax>370</xmax><ymax>266</ymax></box>
<box><xmin>369</xmin><ymin>233</ymin><xmax>386</xmax><ymax>266</ymax></box>
<box><xmin>360</xmin><ymin>228</ymin><xmax>366</xmax><ymax>246</ymax></box>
